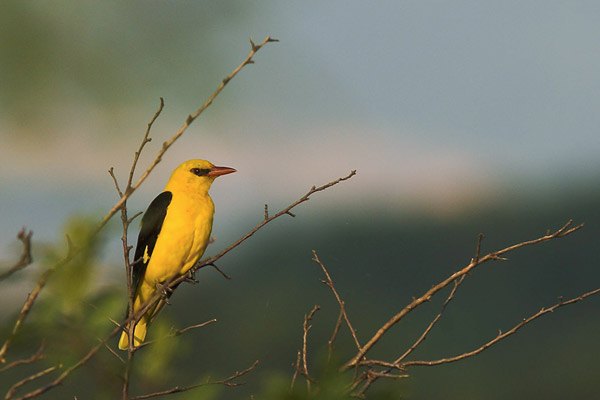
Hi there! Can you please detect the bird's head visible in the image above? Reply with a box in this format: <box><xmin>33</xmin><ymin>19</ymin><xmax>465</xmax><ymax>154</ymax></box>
<box><xmin>165</xmin><ymin>159</ymin><xmax>236</xmax><ymax>194</ymax></box>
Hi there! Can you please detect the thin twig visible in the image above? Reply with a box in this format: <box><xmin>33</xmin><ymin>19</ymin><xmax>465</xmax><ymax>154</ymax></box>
<box><xmin>290</xmin><ymin>350</ymin><xmax>302</xmax><ymax>390</ymax></box>
<box><xmin>328</xmin><ymin>305</ymin><xmax>345</xmax><ymax>365</ymax></box>
<box><xmin>10</xmin><ymin>325</ymin><xmax>123</xmax><ymax>400</ymax></box>
<box><xmin>4</xmin><ymin>365</ymin><xmax>60</xmax><ymax>400</ymax></box>
<box><xmin>301</xmin><ymin>305</ymin><xmax>320</xmax><ymax>392</ymax></box>
<box><xmin>176</xmin><ymin>319</ymin><xmax>218</xmax><ymax>335</ymax></box>
<box><xmin>397</xmin><ymin>285</ymin><xmax>600</xmax><ymax>368</ymax></box>
<box><xmin>0</xmin><ymin>242</ymin><xmax>75</xmax><ymax>363</ymax></box>
<box><xmin>191</xmin><ymin>171</ymin><xmax>357</xmax><ymax>282</ymax></box>
<box><xmin>103</xmin><ymin>341</ymin><xmax>126</xmax><ymax>365</ymax></box>
<box><xmin>93</xmin><ymin>36</ymin><xmax>277</xmax><ymax>238</ymax></box>
<box><xmin>0</xmin><ymin>342</ymin><xmax>45</xmax><ymax>373</ymax></box>
<box><xmin>395</xmin><ymin>275</ymin><xmax>466</xmax><ymax>364</ymax></box>
<box><xmin>312</xmin><ymin>251</ymin><xmax>361</xmax><ymax>351</ymax></box>
<box><xmin>129</xmin><ymin>360</ymin><xmax>259</xmax><ymax>400</ymax></box>
<box><xmin>290</xmin><ymin>306</ymin><xmax>320</xmax><ymax>392</ymax></box>
<box><xmin>343</xmin><ymin>220</ymin><xmax>584</xmax><ymax>370</ymax></box>
<box><xmin>354</xmin><ymin>275</ymin><xmax>467</xmax><ymax>397</ymax></box>
<box><xmin>136</xmin><ymin>319</ymin><xmax>218</xmax><ymax>350</ymax></box>
<box><xmin>127</xmin><ymin>97</ymin><xmax>165</xmax><ymax>192</ymax></box>
<box><xmin>0</xmin><ymin>229</ymin><xmax>33</xmax><ymax>282</ymax></box>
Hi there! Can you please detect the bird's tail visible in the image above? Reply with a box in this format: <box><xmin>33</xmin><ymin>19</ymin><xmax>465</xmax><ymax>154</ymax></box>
<box><xmin>118</xmin><ymin>318</ymin><xmax>148</xmax><ymax>350</ymax></box>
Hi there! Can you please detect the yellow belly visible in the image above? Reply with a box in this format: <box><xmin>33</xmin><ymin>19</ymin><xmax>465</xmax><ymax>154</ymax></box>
<box><xmin>143</xmin><ymin>194</ymin><xmax>214</xmax><ymax>286</ymax></box>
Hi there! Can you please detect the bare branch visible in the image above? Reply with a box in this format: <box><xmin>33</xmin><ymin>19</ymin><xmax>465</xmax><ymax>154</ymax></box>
<box><xmin>10</xmin><ymin>325</ymin><xmax>123</xmax><ymax>400</ymax></box>
<box><xmin>94</xmin><ymin>37</ymin><xmax>277</xmax><ymax>240</ymax></box>
<box><xmin>0</xmin><ymin>229</ymin><xmax>33</xmax><ymax>282</ymax></box>
<box><xmin>343</xmin><ymin>220</ymin><xmax>584</xmax><ymax>370</ymax></box>
<box><xmin>127</xmin><ymin>97</ymin><xmax>165</xmax><ymax>192</ymax></box>
<box><xmin>0</xmin><ymin>342</ymin><xmax>45</xmax><ymax>373</ymax></box>
<box><xmin>190</xmin><ymin>171</ymin><xmax>357</xmax><ymax>282</ymax></box>
<box><xmin>108</xmin><ymin>167</ymin><xmax>124</xmax><ymax>198</ymax></box>
<box><xmin>0</xmin><ymin>241</ymin><xmax>75</xmax><ymax>363</ymax></box>
<box><xmin>398</xmin><ymin>285</ymin><xmax>600</xmax><ymax>369</ymax></box>
<box><xmin>135</xmin><ymin>319</ymin><xmax>218</xmax><ymax>350</ymax></box>
<box><xmin>354</xmin><ymin>275</ymin><xmax>467</xmax><ymax>396</ymax></box>
<box><xmin>312</xmin><ymin>251</ymin><xmax>361</xmax><ymax>352</ymax></box>
<box><xmin>302</xmin><ymin>305</ymin><xmax>320</xmax><ymax>391</ymax></box>
<box><xmin>290</xmin><ymin>350</ymin><xmax>302</xmax><ymax>390</ymax></box>
<box><xmin>290</xmin><ymin>306</ymin><xmax>320</xmax><ymax>392</ymax></box>
<box><xmin>4</xmin><ymin>365</ymin><xmax>60</xmax><ymax>400</ymax></box>
<box><xmin>176</xmin><ymin>319</ymin><xmax>218</xmax><ymax>335</ymax></box>
<box><xmin>103</xmin><ymin>341</ymin><xmax>126</xmax><ymax>365</ymax></box>
<box><xmin>394</xmin><ymin>275</ymin><xmax>466</xmax><ymax>364</ymax></box>
<box><xmin>328</xmin><ymin>305</ymin><xmax>345</xmax><ymax>364</ymax></box>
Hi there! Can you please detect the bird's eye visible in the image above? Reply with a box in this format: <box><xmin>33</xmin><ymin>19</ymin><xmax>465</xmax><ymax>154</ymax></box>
<box><xmin>190</xmin><ymin>168</ymin><xmax>210</xmax><ymax>176</ymax></box>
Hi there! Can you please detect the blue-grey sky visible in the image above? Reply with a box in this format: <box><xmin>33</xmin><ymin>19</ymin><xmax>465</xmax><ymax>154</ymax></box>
<box><xmin>1</xmin><ymin>1</ymin><xmax>600</xmax><ymax>250</ymax></box>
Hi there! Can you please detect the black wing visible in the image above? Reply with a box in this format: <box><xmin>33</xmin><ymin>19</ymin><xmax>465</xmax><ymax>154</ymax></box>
<box><xmin>131</xmin><ymin>191</ymin><xmax>173</xmax><ymax>295</ymax></box>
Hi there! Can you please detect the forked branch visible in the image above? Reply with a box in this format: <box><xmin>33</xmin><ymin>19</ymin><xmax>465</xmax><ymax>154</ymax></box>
<box><xmin>343</xmin><ymin>220</ymin><xmax>584</xmax><ymax>370</ymax></box>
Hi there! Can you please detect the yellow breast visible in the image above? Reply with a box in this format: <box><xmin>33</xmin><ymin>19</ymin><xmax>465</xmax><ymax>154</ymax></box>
<box><xmin>143</xmin><ymin>192</ymin><xmax>214</xmax><ymax>286</ymax></box>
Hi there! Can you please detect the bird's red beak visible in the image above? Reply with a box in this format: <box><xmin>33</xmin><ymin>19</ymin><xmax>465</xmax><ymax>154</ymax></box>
<box><xmin>207</xmin><ymin>166</ymin><xmax>237</xmax><ymax>178</ymax></box>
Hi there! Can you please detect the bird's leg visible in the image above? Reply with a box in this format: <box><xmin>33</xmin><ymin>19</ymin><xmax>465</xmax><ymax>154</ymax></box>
<box><xmin>155</xmin><ymin>281</ymin><xmax>173</xmax><ymax>304</ymax></box>
<box><xmin>184</xmin><ymin>269</ymin><xmax>199</xmax><ymax>284</ymax></box>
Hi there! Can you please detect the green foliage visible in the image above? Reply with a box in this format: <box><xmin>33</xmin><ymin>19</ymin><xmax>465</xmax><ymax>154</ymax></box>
<box><xmin>1</xmin><ymin>214</ymin><xmax>125</xmax><ymax>397</ymax></box>
<box><xmin>135</xmin><ymin>320</ymin><xmax>180</xmax><ymax>383</ymax></box>
<box><xmin>42</xmin><ymin>214</ymin><xmax>104</xmax><ymax>318</ymax></box>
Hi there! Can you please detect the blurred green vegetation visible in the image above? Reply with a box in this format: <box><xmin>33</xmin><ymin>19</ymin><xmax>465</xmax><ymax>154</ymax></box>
<box><xmin>0</xmin><ymin>1</ymin><xmax>251</xmax><ymax>138</ymax></box>
<box><xmin>1</xmin><ymin>186</ymin><xmax>599</xmax><ymax>399</ymax></box>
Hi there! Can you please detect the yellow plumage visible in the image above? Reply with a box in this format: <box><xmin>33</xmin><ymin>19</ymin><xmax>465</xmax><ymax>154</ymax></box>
<box><xmin>119</xmin><ymin>159</ymin><xmax>235</xmax><ymax>350</ymax></box>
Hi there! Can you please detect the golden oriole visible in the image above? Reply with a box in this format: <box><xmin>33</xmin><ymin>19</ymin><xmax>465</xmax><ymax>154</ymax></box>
<box><xmin>119</xmin><ymin>159</ymin><xmax>236</xmax><ymax>350</ymax></box>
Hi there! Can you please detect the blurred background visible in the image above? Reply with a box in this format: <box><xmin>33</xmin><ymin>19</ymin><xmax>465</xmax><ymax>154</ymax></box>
<box><xmin>1</xmin><ymin>1</ymin><xmax>599</xmax><ymax>399</ymax></box>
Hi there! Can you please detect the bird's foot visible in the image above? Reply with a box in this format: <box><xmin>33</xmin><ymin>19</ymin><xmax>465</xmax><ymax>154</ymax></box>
<box><xmin>184</xmin><ymin>269</ymin><xmax>199</xmax><ymax>284</ymax></box>
<box><xmin>155</xmin><ymin>281</ymin><xmax>173</xmax><ymax>301</ymax></box>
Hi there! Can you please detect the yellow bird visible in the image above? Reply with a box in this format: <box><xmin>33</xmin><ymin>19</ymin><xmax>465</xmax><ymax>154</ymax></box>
<box><xmin>119</xmin><ymin>159</ymin><xmax>236</xmax><ymax>350</ymax></box>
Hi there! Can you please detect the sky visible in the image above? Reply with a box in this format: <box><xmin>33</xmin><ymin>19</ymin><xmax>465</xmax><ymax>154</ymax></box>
<box><xmin>1</xmin><ymin>1</ymin><xmax>600</xmax><ymax>250</ymax></box>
